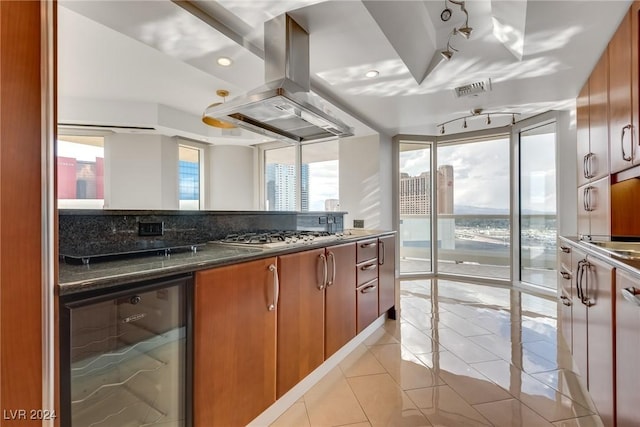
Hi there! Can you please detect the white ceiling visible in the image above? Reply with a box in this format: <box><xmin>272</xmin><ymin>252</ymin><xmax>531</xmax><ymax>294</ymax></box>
<box><xmin>58</xmin><ymin>0</ymin><xmax>632</xmax><ymax>144</ymax></box>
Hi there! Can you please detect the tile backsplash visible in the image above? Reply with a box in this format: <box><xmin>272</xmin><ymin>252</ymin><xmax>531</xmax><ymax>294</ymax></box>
<box><xmin>59</xmin><ymin>210</ymin><xmax>344</xmax><ymax>256</ymax></box>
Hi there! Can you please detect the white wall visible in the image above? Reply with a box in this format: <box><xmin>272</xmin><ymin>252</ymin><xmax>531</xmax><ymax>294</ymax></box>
<box><xmin>556</xmin><ymin>109</ymin><xmax>578</xmax><ymax>236</ymax></box>
<box><xmin>339</xmin><ymin>134</ymin><xmax>393</xmax><ymax>230</ymax></box>
<box><xmin>104</xmin><ymin>133</ymin><xmax>179</xmax><ymax>209</ymax></box>
<box><xmin>204</xmin><ymin>145</ymin><xmax>256</xmax><ymax>210</ymax></box>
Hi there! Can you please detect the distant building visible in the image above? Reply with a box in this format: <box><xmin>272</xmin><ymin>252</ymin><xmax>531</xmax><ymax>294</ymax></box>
<box><xmin>399</xmin><ymin>165</ymin><xmax>454</xmax><ymax>215</ymax></box>
<box><xmin>266</xmin><ymin>163</ymin><xmax>309</xmax><ymax>211</ymax></box>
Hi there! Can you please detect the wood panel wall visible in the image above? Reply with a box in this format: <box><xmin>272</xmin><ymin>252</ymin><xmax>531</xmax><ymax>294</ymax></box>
<box><xmin>0</xmin><ymin>1</ymin><xmax>46</xmax><ymax>423</ymax></box>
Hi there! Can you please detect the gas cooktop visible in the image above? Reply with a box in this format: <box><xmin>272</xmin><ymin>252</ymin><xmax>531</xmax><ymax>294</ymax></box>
<box><xmin>212</xmin><ymin>230</ymin><xmax>344</xmax><ymax>249</ymax></box>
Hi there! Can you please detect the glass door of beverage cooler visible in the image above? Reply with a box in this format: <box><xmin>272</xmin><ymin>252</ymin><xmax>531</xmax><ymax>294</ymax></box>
<box><xmin>60</xmin><ymin>275</ymin><xmax>192</xmax><ymax>427</ymax></box>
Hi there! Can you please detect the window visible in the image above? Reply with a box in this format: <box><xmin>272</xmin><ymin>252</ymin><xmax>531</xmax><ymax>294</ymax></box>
<box><xmin>264</xmin><ymin>145</ymin><xmax>298</xmax><ymax>211</ymax></box>
<box><xmin>57</xmin><ymin>135</ymin><xmax>104</xmax><ymax>209</ymax></box>
<box><xmin>437</xmin><ymin>136</ymin><xmax>511</xmax><ymax>280</ymax></box>
<box><xmin>520</xmin><ymin>122</ymin><xmax>557</xmax><ymax>289</ymax></box>
<box><xmin>179</xmin><ymin>145</ymin><xmax>201</xmax><ymax>210</ymax></box>
<box><xmin>301</xmin><ymin>140</ymin><xmax>339</xmax><ymax>211</ymax></box>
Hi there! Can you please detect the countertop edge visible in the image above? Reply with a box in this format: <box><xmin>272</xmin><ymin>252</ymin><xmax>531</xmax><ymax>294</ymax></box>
<box><xmin>559</xmin><ymin>236</ymin><xmax>640</xmax><ymax>278</ymax></box>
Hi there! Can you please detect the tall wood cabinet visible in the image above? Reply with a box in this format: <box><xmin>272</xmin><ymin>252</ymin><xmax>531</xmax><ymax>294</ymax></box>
<box><xmin>609</xmin><ymin>10</ymin><xmax>636</xmax><ymax>173</ymax></box>
<box><xmin>193</xmin><ymin>258</ymin><xmax>278</xmax><ymax>427</ymax></box>
<box><xmin>615</xmin><ymin>270</ymin><xmax>640</xmax><ymax>427</ymax></box>
<box><xmin>577</xmin><ymin>49</ymin><xmax>611</xmax><ymax>239</ymax></box>
<box><xmin>570</xmin><ymin>247</ymin><xmax>615</xmax><ymax>427</ymax></box>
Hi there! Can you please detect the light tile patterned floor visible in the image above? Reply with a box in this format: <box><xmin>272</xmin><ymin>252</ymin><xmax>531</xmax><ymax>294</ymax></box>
<box><xmin>270</xmin><ymin>279</ymin><xmax>604</xmax><ymax>427</ymax></box>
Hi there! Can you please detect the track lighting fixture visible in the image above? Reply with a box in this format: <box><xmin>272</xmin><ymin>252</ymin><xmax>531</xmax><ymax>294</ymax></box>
<box><xmin>436</xmin><ymin>109</ymin><xmax>521</xmax><ymax>135</ymax></box>
<box><xmin>438</xmin><ymin>0</ymin><xmax>473</xmax><ymax>61</ymax></box>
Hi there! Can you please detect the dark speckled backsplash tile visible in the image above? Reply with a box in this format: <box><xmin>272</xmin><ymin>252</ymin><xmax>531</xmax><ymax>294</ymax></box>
<box><xmin>59</xmin><ymin>210</ymin><xmax>344</xmax><ymax>257</ymax></box>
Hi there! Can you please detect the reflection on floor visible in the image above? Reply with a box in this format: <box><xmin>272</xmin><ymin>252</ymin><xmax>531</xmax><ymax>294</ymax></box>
<box><xmin>270</xmin><ymin>279</ymin><xmax>603</xmax><ymax>427</ymax></box>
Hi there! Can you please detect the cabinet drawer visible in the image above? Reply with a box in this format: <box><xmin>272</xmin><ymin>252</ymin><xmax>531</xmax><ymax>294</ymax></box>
<box><xmin>356</xmin><ymin>279</ymin><xmax>379</xmax><ymax>333</ymax></box>
<box><xmin>357</xmin><ymin>239</ymin><xmax>378</xmax><ymax>263</ymax></box>
<box><xmin>357</xmin><ymin>259</ymin><xmax>378</xmax><ymax>286</ymax></box>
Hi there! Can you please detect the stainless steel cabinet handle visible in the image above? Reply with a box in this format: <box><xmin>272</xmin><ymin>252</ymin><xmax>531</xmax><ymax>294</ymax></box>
<box><xmin>583</xmin><ymin>187</ymin><xmax>589</xmax><ymax>212</ymax></box>
<box><xmin>622</xmin><ymin>287</ymin><xmax>640</xmax><ymax>306</ymax></box>
<box><xmin>379</xmin><ymin>241</ymin><xmax>385</xmax><ymax>265</ymax></box>
<box><xmin>318</xmin><ymin>254</ymin><xmax>327</xmax><ymax>290</ymax></box>
<box><xmin>585</xmin><ymin>186</ymin><xmax>595</xmax><ymax>212</ymax></box>
<box><xmin>360</xmin><ymin>263</ymin><xmax>377</xmax><ymax>271</ymax></box>
<box><xmin>560</xmin><ymin>295</ymin><xmax>572</xmax><ymax>306</ymax></box>
<box><xmin>583</xmin><ymin>153</ymin><xmax>589</xmax><ymax>179</ymax></box>
<box><xmin>560</xmin><ymin>246</ymin><xmax>571</xmax><ymax>254</ymax></box>
<box><xmin>561</xmin><ymin>271</ymin><xmax>571</xmax><ymax>280</ymax></box>
<box><xmin>268</xmin><ymin>264</ymin><xmax>279</xmax><ymax>311</ymax></box>
<box><xmin>360</xmin><ymin>242</ymin><xmax>377</xmax><ymax>248</ymax></box>
<box><xmin>327</xmin><ymin>251</ymin><xmax>336</xmax><ymax>287</ymax></box>
<box><xmin>360</xmin><ymin>284</ymin><xmax>378</xmax><ymax>294</ymax></box>
<box><xmin>621</xmin><ymin>124</ymin><xmax>633</xmax><ymax>161</ymax></box>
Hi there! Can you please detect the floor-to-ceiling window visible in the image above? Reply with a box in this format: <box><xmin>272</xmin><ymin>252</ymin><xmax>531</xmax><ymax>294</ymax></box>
<box><xmin>437</xmin><ymin>136</ymin><xmax>511</xmax><ymax>281</ymax></box>
<box><xmin>519</xmin><ymin>122</ymin><xmax>557</xmax><ymax>289</ymax></box>
<box><xmin>398</xmin><ymin>142</ymin><xmax>433</xmax><ymax>274</ymax></box>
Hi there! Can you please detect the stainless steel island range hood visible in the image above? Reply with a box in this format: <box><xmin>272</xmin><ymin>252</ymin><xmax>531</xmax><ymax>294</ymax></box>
<box><xmin>203</xmin><ymin>14</ymin><xmax>354</xmax><ymax>144</ymax></box>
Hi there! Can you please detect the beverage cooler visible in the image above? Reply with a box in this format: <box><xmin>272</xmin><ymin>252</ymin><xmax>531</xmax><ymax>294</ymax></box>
<box><xmin>60</xmin><ymin>274</ymin><xmax>192</xmax><ymax>427</ymax></box>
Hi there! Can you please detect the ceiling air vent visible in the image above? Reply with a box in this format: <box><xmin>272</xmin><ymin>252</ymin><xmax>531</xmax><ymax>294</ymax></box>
<box><xmin>454</xmin><ymin>79</ymin><xmax>492</xmax><ymax>98</ymax></box>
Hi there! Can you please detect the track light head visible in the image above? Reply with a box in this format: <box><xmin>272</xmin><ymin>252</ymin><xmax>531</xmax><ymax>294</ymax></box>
<box><xmin>441</xmin><ymin>49</ymin><xmax>453</xmax><ymax>60</ymax></box>
<box><xmin>440</xmin><ymin>125</ymin><xmax>445</xmax><ymax>134</ymax></box>
<box><xmin>486</xmin><ymin>114</ymin><xmax>491</xmax><ymax>125</ymax></box>
<box><xmin>458</xmin><ymin>26</ymin><xmax>473</xmax><ymax>39</ymax></box>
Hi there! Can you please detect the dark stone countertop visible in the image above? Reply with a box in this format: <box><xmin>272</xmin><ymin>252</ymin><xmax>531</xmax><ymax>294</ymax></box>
<box><xmin>59</xmin><ymin>230</ymin><xmax>395</xmax><ymax>295</ymax></box>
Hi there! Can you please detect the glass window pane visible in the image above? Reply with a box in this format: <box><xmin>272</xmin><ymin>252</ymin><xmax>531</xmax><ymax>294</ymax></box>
<box><xmin>265</xmin><ymin>146</ymin><xmax>297</xmax><ymax>211</ymax></box>
<box><xmin>179</xmin><ymin>146</ymin><xmax>200</xmax><ymax>210</ymax></box>
<box><xmin>437</xmin><ymin>137</ymin><xmax>511</xmax><ymax>280</ymax></box>
<box><xmin>520</xmin><ymin>123</ymin><xmax>557</xmax><ymax>288</ymax></box>
<box><xmin>399</xmin><ymin>142</ymin><xmax>432</xmax><ymax>274</ymax></box>
<box><xmin>301</xmin><ymin>141</ymin><xmax>339</xmax><ymax>212</ymax></box>
<box><xmin>57</xmin><ymin>136</ymin><xmax>104</xmax><ymax>209</ymax></box>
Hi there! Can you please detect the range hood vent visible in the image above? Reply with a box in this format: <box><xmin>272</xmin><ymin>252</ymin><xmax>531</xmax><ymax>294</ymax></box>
<box><xmin>203</xmin><ymin>14</ymin><xmax>353</xmax><ymax>144</ymax></box>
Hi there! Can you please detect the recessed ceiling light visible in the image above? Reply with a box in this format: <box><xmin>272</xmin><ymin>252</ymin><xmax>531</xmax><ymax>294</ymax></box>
<box><xmin>365</xmin><ymin>70</ymin><xmax>379</xmax><ymax>78</ymax></box>
<box><xmin>217</xmin><ymin>56</ymin><xmax>233</xmax><ymax>67</ymax></box>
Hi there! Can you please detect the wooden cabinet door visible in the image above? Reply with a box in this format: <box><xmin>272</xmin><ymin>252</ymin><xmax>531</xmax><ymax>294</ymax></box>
<box><xmin>588</xmin><ymin>176</ymin><xmax>611</xmax><ymax>237</ymax></box>
<box><xmin>609</xmin><ymin>10</ymin><xmax>635</xmax><ymax>173</ymax></box>
<box><xmin>589</xmin><ymin>50</ymin><xmax>610</xmax><ymax>181</ymax></box>
<box><xmin>194</xmin><ymin>258</ymin><xmax>277</xmax><ymax>427</ymax></box>
<box><xmin>325</xmin><ymin>243</ymin><xmax>356</xmax><ymax>358</ymax></box>
<box><xmin>615</xmin><ymin>270</ymin><xmax>640</xmax><ymax>427</ymax></box>
<box><xmin>577</xmin><ymin>82</ymin><xmax>591</xmax><ymax>186</ymax></box>
<box><xmin>584</xmin><ymin>256</ymin><xmax>615</xmax><ymax>427</ymax></box>
<box><xmin>276</xmin><ymin>249</ymin><xmax>325</xmax><ymax>397</ymax></box>
<box><xmin>378</xmin><ymin>235</ymin><xmax>396</xmax><ymax>315</ymax></box>
<box><xmin>570</xmin><ymin>248</ymin><xmax>588</xmax><ymax>380</ymax></box>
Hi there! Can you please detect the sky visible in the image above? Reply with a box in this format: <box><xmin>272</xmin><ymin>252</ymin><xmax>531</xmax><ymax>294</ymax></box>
<box><xmin>400</xmin><ymin>132</ymin><xmax>557</xmax><ymax>213</ymax></box>
<box><xmin>308</xmin><ymin>160</ymin><xmax>339</xmax><ymax>211</ymax></box>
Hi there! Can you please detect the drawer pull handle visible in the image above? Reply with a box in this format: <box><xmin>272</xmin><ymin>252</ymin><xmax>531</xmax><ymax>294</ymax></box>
<box><xmin>360</xmin><ymin>242</ymin><xmax>377</xmax><ymax>248</ymax></box>
<box><xmin>361</xmin><ymin>263</ymin><xmax>377</xmax><ymax>271</ymax></box>
<box><xmin>561</xmin><ymin>271</ymin><xmax>571</xmax><ymax>280</ymax></box>
<box><xmin>560</xmin><ymin>246</ymin><xmax>571</xmax><ymax>254</ymax></box>
<box><xmin>268</xmin><ymin>264</ymin><xmax>279</xmax><ymax>311</ymax></box>
<box><xmin>360</xmin><ymin>284</ymin><xmax>377</xmax><ymax>294</ymax></box>
<box><xmin>327</xmin><ymin>251</ymin><xmax>336</xmax><ymax>287</ymax></box>
<box><xmin>622</xmin><ymin>287</ymin><xmax>640</xmax><ymax>306</ymax></box>
<box><xmin>379</xmin><ymin>241</ymin><xmax>385</xmax><ymax>265</ymax></box>
<box><xmin>560</xmin><ymin>295</ymin><xmax>572</xmax><ymax>307</ymax></box>
<box><xmin>318</xmin><ymin>254</ymin><xmax>327</xmax><ymax>290</ymax></box>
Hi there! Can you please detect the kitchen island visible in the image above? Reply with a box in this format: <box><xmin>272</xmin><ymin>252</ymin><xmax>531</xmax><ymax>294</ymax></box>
<box><xmin>59</xmin><ymin>227</ymin><xmax>397</xmax><ymax>427</ymax></box>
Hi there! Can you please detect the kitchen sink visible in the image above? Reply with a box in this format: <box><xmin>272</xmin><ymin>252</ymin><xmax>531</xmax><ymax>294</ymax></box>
<box><xmin>585</xmin><ymin>241</ymin><xmax>640</xmax><ymax>260</ymax></box>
